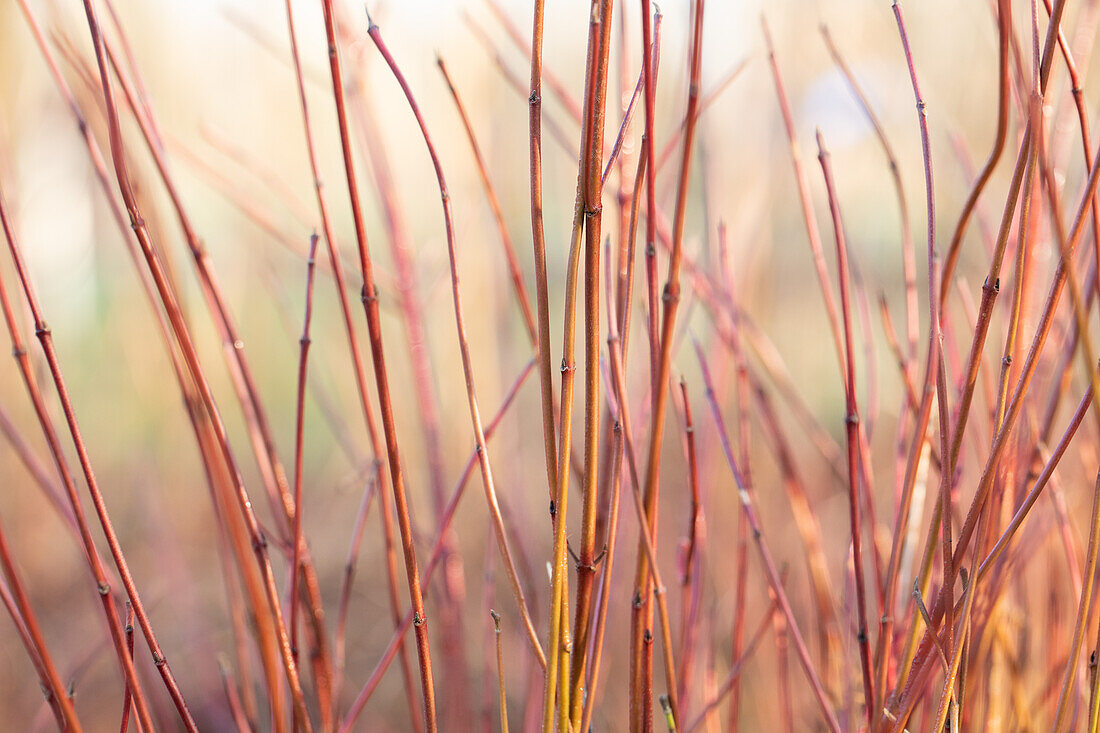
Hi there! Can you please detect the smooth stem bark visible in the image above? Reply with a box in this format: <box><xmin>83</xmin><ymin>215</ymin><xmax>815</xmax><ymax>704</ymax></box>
<box><xmin>319</xmin><ymin>2</ymin><xmax>437</xmax><ymax>728</ymax></box>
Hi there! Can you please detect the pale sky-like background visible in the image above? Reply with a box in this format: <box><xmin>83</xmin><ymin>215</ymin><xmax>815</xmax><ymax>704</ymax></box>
<box><xmin>0</xmin><ymin>0</ymin><xmax>1004</xmax><ymax>324</ymax></box>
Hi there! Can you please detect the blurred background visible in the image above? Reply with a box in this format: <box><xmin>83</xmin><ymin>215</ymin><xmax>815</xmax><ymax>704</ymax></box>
<box><xmin>0</xmin><ymin>0</ymin><xmax>1090</xmax><ymax>730</ymax></box>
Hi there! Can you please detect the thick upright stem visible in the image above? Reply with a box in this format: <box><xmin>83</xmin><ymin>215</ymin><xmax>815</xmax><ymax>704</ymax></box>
<box><xmin>365</xmin><ymin>12</ymin><xmax>547</xmax><ymax>672</ymax></box>
<box><xmin>631</xmin><ymin>3</ymin><xmax>703</xmax><ymax>728</ymax></box>
<box><xmin>318</xmin><ymin>2</ymin><xmax>436</xmax><ymax>728</ymax></box>
<box><xmin>816</xmin><ymin>131</ymin><xmax>875</xmax><ymax>727</ymax></box>
<box><xmin>281</xmin><ymin>0</ymin><xmax>419</xmax><ymax>725</ymax></box>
